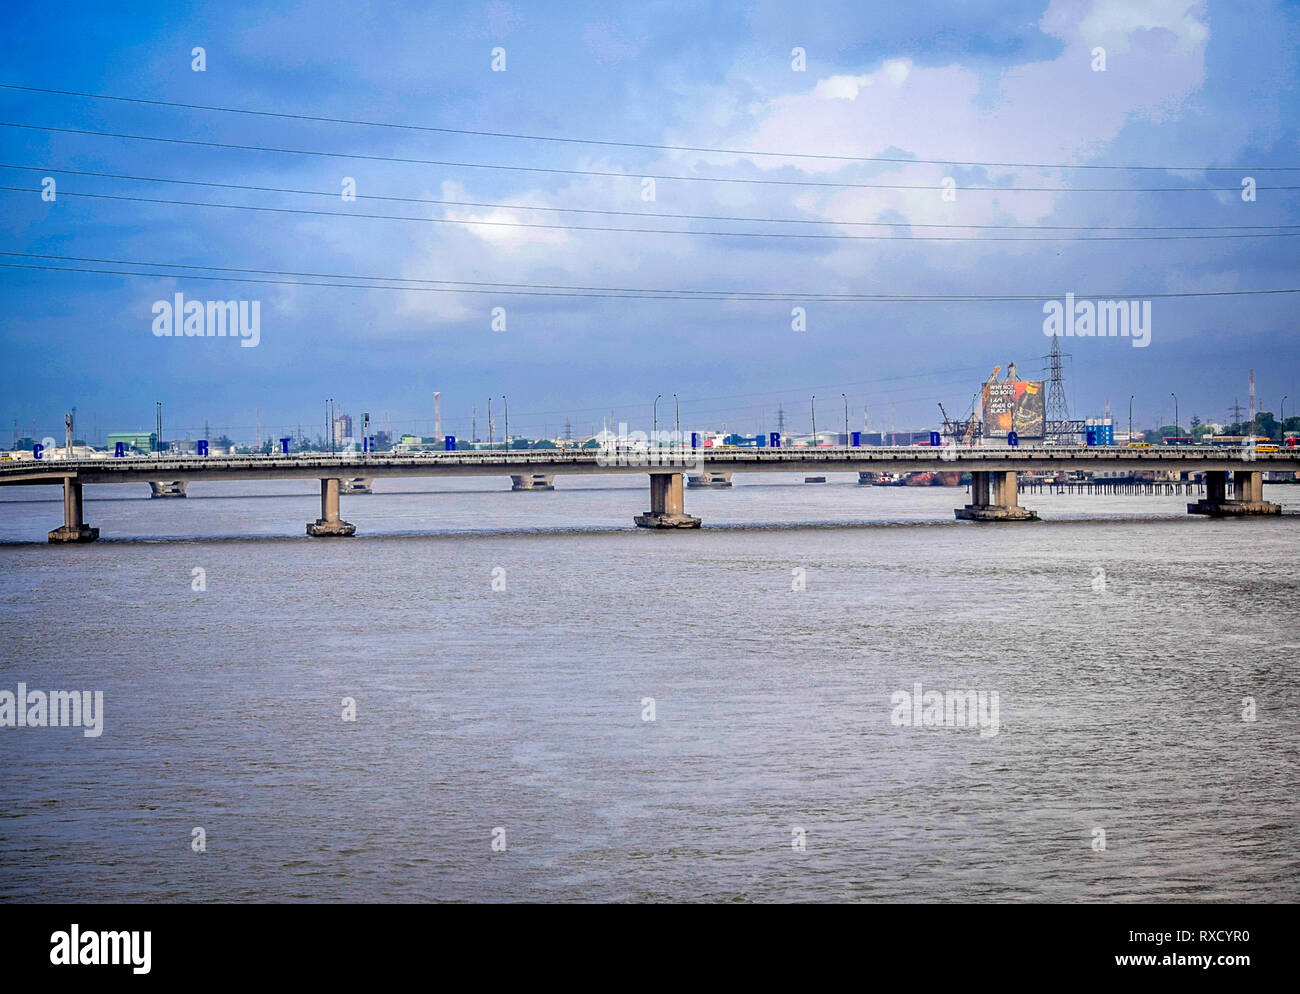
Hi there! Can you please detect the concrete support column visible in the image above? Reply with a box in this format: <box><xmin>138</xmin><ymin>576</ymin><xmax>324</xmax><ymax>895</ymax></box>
<box><xmin>634</xmin><ymin>472</ymin><xmax>701</xmax><ymax>529</ymax></box>
<box><xmin>956</xmin><ymin>470</ymin><xmax>1037</xmax><ymax>521</ymax></box>
<box><xmin>1233</xmin><ymin>470</ymin><xmax>1262</xmax><ymax>503</ymax></box>
<box><xmin>49</xmin><ymin>477</ymin><xmax>99</xmax><ymax>543</ymax></box>
<box><xmin>307</xmin><ymin>478</ymin><xmax>357</xmax><ymax>536</ymax></box>
<box><xmin>1205</xmin><ymin>470</ymin><xmax>1227</xmax><ymax>504</ymax></box>
<box><xmin>994</xmin><ymin>471</ymin><xmax>1019</xmax><ymax>506</ymax></box>
<box><xmin>1189</xmin><ymin>469</ymin><xmax>1279</xmax><ymax>516</ymax></box>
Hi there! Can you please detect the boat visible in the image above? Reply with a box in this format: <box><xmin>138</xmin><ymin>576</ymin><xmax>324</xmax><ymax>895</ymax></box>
<box><xmin>873</xmin><ymin>473</ymin><xmax>906</xmax><ymax>487</ymax></box>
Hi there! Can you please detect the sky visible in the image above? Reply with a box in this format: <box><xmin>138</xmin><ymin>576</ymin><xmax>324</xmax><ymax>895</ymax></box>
<box><xmin>2</xmin><ymin>0</ymin><xmax>1298</xmax><ymax>444</ymax></box>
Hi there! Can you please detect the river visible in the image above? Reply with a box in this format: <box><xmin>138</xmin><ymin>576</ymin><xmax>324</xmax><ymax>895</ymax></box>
<box><xmin>1</xmin><ymin>476</ymin><xmax>1297</xmax><ymax>902</ymax></box>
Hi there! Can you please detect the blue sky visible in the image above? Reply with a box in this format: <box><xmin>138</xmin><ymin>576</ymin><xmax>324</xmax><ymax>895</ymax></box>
<box><xmin>2</xmin><ymin>0</ymin><xmax>1298</xmax><ymax>443</ymax></box>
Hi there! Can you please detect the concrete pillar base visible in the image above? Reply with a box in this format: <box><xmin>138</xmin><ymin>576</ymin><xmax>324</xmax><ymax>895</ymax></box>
<box><xmin>687</xmin><ymin>471</ymin><xmax>733</xmax><ymax>488</ymax></box>
<box><xmin>955</xmin><ymin>505</ymin><xmax>1039</xmax><ymax>522</ymax></box>
<box><xmin>308</xmin><ymin>478</ymin><xmax>355</xmax><ymax>535</ymax></box>
<box><xmin>1187</xmin><ymin>500</ymin><xmax>1281</xmax><ymax>517</ymax></box>
<box><xmin>957</xmin><ymin>470</ymin><xmax>1036</xmax><ymax>520</ymax></box>
<box><xmin>148</xmin><ymin>481</ymin><xmax>188</xmax><ymax>498</ymax></box>
<box><xmin>634</xmin><ymin>512</ymin><xmax>702</xmax><ymax>529</ymax></box>
<box><xmin>307</xmin><ymin>519</ymin><xmax>357</xmax><ymax>536</ymax></box>
<box><xmin>637</xmin><ymin>473</ymin><xmax>699</xmax><ymax>528</ymax></box>
<box><xmin>48</xmin><ymin>524</ymin><xmax>99</xmax><ymax>543</ymax></box>
<box><xmin>511</xmin><ymin>473</ymin><xmax>555</xmax><ymax>491</ymax></box>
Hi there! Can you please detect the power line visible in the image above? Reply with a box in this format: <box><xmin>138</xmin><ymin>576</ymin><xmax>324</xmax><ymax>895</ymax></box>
<box><xmin>4</xmin><ymin>121</ymin><xmax>1298</xmax><ymax>193</ymax></box>
<box><xmin>8</xmin><ymin>186</ymin><xmax>1300</xmax><ymax>242</ymax></box>
<box><xmin>4</xmin><ymin>81</ymin><xmax>1298</xmax><ymax>173</ymax></box>
<box><xmin>3</xmin><ymin>252</ymin><xmax>1298</xmax><ymax>301</ymax></box>
<box><xmin>7</xmin><ymin>164</ymin><xmax>1300</xmax><ymax>233</ymax></box>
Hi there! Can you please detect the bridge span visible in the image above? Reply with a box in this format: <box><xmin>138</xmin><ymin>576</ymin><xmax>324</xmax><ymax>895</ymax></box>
<box><xmin>2</xmin><ymin>445</ymin><xmax>1294</xmax><ymax>542</ymax></box>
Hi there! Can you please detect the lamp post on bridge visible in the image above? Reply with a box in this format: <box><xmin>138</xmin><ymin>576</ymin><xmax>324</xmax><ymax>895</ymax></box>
<box><xmin>1282</xmin><ymin>396</ymin><xmax>1288</xmax><ymax>435</ymax></box>
<box><xmin>653</xmin><ymin>394</ymin><xmax>661</xmax><ymax>448</ymax></box>
<box><xmin>1171</xmin><ymin>392</ymin><xmax>1179</xmax><ymax>439</ymax></box>
<box><xmin>1129</xmin><ymin>395</ymin><xmax>1134</xmax><ymax>444</ymax></box>
<box><xmin>487</xmin><ymin>398</ymin><xmax>493</xmax><ymax>449</ymax></box>
<box><xmin>810</xmin><ymin>395</ymin><xmax>817</xmax><ymax>447</ymax></box>
<box><xmin>842</xmin><ymin>393</ymin><xmax>848</xmax><ymax>447</ymax></box>
<box><xmin>502</xmin><ymin>396</ymin><xmax>508</xmax><ymax>452</ymax></box>
<box><xmin>673</xmin><ymin>394</ymin><xmax>679</xmax><ymax>448</ymax></box>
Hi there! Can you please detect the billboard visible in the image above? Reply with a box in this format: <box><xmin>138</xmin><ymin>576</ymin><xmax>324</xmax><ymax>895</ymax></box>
<box><xmin>982</xmin><ymin>380</ymin><xmax>1045</xmax><ymax>439</ymax></box>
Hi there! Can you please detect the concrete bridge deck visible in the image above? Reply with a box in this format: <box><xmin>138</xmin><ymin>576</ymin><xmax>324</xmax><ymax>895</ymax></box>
<box><xmin>4</xmin><ymin>445</ymin><xmax>1298</xmax><ymax>485</ymax></box>
<box><xmin>3</xmin><ymin>445</ymin><xmax>1295</xmax><ymax>541</ymax></box>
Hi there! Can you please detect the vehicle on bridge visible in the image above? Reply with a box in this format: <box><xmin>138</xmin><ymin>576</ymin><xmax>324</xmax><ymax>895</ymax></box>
<box><xmin>1206</xmin><ymin>435</ymin><xmax>1274</xmax><ymax>448</ymax></box>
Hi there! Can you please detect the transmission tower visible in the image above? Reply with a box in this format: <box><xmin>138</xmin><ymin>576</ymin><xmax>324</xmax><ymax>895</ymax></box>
<box><xmin>1042</xmin><ymin>334</ymin><xmax>1071</xmax><ymax>440</ymax></box>
<box><xmin>776</xmin><ymin>403</ymin><xmax>786</xmax><ymax>435</ymax></box>
<box><xmin>563</xmin><ymin>418</ymin><xmax>573</xmax><ymax>442</ymax></box>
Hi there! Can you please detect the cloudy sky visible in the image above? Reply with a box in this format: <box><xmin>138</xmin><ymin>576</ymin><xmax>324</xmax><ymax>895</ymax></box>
<box><xmin>2</xmin><ymin>0</ymin><xmax>1297</xmax><ymax>443</ymax></box>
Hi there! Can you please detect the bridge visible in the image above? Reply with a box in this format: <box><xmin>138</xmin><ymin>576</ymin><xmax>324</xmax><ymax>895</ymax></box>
<box><xmin>2</xmin><ymin>445</ymin><xmax>1294</xmax><ymax>542</ymax></box>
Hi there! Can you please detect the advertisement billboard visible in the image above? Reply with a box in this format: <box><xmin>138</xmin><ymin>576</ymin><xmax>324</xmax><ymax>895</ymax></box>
<box><xmin>982</xmin><ymin>380</ymin><xmax>1045</xmax><ymax>439</ymax></box>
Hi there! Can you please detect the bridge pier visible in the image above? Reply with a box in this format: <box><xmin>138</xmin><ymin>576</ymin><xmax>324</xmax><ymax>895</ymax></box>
<box><xmin>510</xmin><ymin>473</ymin><xmax>555</xmax><ymax>491</ymax></box>
<box><xmin>307</xmin><ymin>478</ymin><xmax>356</xmax><ymax>536</ymax></box>
<box><xmin>148</xmin><ymin>480</ymin><xmax>188</xmax><ymax>498</ymax></box>
<box><xmin>955</xmin><ymin>471</ymin><xmax>1038</xmax><ymax>522</ymax></box>
<box><xmin>634</xmin><ymin>472</ymin><xmax>701</xmax><ymax>529</ymax></box>
<box><xmin>1188</xmin><ymin>470</ymin><xmax>1279</xmax><ymax>516</ymax></box>
<box><xmin>687</xmin><ymin>471</ymin><xmax>733</xmax><ymax>488</ymax></box>
<box><xmin>48</xmin><ymin>477</ymin><xmax>98</xmax><ymax>543</ymax></box>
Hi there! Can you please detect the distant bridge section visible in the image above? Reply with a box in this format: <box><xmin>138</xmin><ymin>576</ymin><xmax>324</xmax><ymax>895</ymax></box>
<box><xmin>2</xmin><ymin>445</ymin><xmax>1295</xmax><ymax>542</ymax></box>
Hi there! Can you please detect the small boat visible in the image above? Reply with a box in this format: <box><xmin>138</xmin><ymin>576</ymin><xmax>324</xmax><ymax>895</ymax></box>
<box><xmin>873</xmin><ymin>473</ymin><xmax>906</xmax><ymax>487</ymax></box>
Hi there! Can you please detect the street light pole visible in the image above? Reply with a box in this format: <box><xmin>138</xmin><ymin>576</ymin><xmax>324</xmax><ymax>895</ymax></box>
<box><xmin>487</xmin><ymin>398</ymin><xmax>493</xmax><ymax>448</ymax></box>
<box><xmin>1171</xmin><ymin>392</ymin><xmax>1178</xmax><ymax>438</ymax></box>
<box><xmin>502</xmin><ymin>396</ymin><xmax>508</xmax><ymax>451</ymax></box>
<box><xmin>673</xmin><ymin>393</ymin><xmax>679</xmax><ymax>446</ymax></box>
<box><xmin>653</xmin><ymin>394</ymin><xmax>661</xmax><ymax>446</ymax></box>
<box><xmin>1129</xmin><ymin>394</ymin><xmax>1134</xmax><ymax>444</ymax></box>
<box><xmin>810</xmin><ymin>395</ymin><xmax>817</xmax><ymax>445</ymax></box>
<box><xmin>1281</xmin><ymin>395</ymin><xmax>1288</xmax><ymax>435</ymax></box>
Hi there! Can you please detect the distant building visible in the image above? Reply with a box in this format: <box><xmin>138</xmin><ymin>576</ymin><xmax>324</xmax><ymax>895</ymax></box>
<box><xmin>332</xmin><ymin>414</ymin><xmax>354</xmax><ymax>445</ymax></box>
<box><xmin>107</xmin><ymin>431</ymin><xmax>156</xmax><ymax>454</ymax></box>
